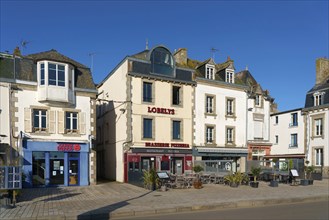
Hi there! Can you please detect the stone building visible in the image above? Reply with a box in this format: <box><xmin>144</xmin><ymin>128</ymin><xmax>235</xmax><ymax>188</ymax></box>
<box><xmin>0</xmin><ymin>48</ymin><xmax>97</xmax><ymax>187</ymax></box>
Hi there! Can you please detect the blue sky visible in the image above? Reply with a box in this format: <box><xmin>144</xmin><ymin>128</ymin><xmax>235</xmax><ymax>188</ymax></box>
<box><xmin>1</xmin><ymin>0</ymin><xmax>328</xmax><ymax>111</ymax></box>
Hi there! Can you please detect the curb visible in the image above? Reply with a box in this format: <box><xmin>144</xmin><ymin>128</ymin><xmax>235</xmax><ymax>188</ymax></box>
<box><xmin>109</xmin><ymin>195</ymin><xmax>329</xmax><ymax>219</ymax></box>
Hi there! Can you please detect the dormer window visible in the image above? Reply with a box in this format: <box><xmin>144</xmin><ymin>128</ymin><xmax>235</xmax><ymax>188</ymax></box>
<box><xmin>38</xmin><ymin>61</ymin><xmax>70</xmax><ymax>87</ymax></box>
<box><xmin>205</xmin><ymin>65</ymin><xmax>214</xmax><ymax>79</ymax></box>
<box><xmin>314</xmin><ymin>92</ymin><xmax>324</xmax><ymax>106</ymax></box>
<box><xmin>150</xmin><ymin>46</ymin><xmax>175</xmax><ymax>77</ymax></box>
<box><xmin>37</xmin><ymin>61</ymin><xmax>75</xmax><ymax>104</ymax></box>
<box><xmin>255</xmin><ymin>94</ymin><xmax>261</xmax><ymax>107</ymax></box>
<box><xmin>49</xmin><ymin>63</ymin><xmax>65</xmax><ymax>86</ymax></box>
<box><xmin>225</xmin><ymin>70</ymin><xmax>234</xmax><ymax>83</ymax></box>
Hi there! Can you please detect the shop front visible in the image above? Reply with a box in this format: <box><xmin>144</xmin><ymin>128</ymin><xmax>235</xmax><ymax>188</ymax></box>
<box><xmin>22</xmin><ymin>140</ymin><xmax>90</xmax><ymax>188</ymax></box>
<box><xmin>124</xmin><ymin>147</ymin><xmax>192</xmax><ymax>186</ymax></box>
<box><xmin>193</xmin><ymin>147</ymin><xmax>248</xmax><ymax>173</ymax></box>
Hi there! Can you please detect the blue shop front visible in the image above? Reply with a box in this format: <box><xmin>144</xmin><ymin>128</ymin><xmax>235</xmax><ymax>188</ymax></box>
<box><xmin>22</xmin><ymin>140</ymin><xmax>90</xmax><ymax>188</ymax></box>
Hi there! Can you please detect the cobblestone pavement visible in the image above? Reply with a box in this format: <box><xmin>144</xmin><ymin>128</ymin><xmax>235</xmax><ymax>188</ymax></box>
<box><xmin>1</xmin><ymin>179</ymin><xmax>328</xmax><ymax>219</ymax></box>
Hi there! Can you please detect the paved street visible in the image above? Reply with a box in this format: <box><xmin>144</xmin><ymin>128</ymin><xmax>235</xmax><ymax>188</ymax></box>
<box><xmin>0</xmin><ymin>179</ymin><xmax>328</xmax><ymax>219</ymax></box>
<box><xmin>116</xmin><ymin>200</ymin><xmax>329</xmax><ymax>220</ymax></box>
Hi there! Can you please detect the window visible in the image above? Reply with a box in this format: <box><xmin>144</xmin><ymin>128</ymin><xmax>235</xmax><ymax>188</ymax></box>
<box><xmin>172</xmin><ymin>86</ymin><xmax>181</xmax><ymax>105</ymax></box>
<box><xmin>206</xmin><ymin>96</ymin><xmax>214</xmax><ymax>114</ymax></box>
<box><xmin>225</xmin><ymin>71</ymin><xmax>234</xmax><ymax>83</ymax></box>
<box><xmin>315</xmin><ymin>148</ymin><xmax>323</xmax><ymax>166</ymax></box>
<box><xmin>205</xmin><ymin>65</ymin><xmax>214</xmax><ymax>79</ymax></box>
<box><xmin>172</xmin><ymin>120</ymin><xmax>181</xmax><ymax>140</ymax></box>
<box><xmin>143</xmin><ymin>118</ymin><xmax>153</xmax><ymax>139</ymax></box>
<box><xmin>314</xmin><ymin>92</ymin><xmax>324</xmax><ymax>106</ymax></box>
<box><xmin>226</xmin><ymin>99</ymin><xmax>234</xmax><ymax>116</ymax></box>
<box><xmin>143</xmin><ymin>82</ymin><xmax>153</xmax><ymax>102</ymax></box>
<box><xmin>315</xmin><ymin>118</ymin><xmax>323</xmax><ymax>136</ymax></box>
<box><xmin>206</xmin><ymin>126</ymin><xmax>214</xmax><ymax>144</ymax></box>
<box><xmin>48</xmin><ymin>63</ymin><xmax>65</xmax><ymax>86</ymax></box>
<box><xmin>150</xmin><ymin>47</ymin><xmax>174</xmax><ymax>77</ymax></box>
<box><xmin>33</xmin><ymin>109</ymin><xmax>47</xmax><ymax>132</ymax></box>
<box><xmin>65</xmin><ymin>112</ymin><xmax>78</xmax><ymax>133</ymax></box>
<box><xmin>226</xmin><ymin>128</ymin><xmax>234</xmax><ymax>144</ymax></box>
<box><xmin>290</xmin><ymin>134</ymin><xmax>298</xmax><ymax>147</ymax></box>
<box><xmin>275</xmin><ymin>135</ymin><xmax>279</xmax><ymax>144</ymax></box>
<box><xmin>275</xmin><ymin>116</ymin><xmax>279</xmax><ymax>124</ymax></box>
<box><xmin>255</xmin><ymin>95</ymin><xmax>261</xmax><ymax>107</ymax></box>
<box><xmin>290</xmin><ymin>113</ymin><xmax>298</xmax><ymax>127</ymax></box>
<box><xmin>40</xmin><ymin>63</ymin><xmax>45</xmax><ymax>85</ymax></box>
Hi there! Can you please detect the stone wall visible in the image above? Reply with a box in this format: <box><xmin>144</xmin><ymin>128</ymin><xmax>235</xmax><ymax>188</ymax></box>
<box><xmin>316</xmin><ymin>58</ymin><xmax>329</xmax><ymax>85</ymax></box>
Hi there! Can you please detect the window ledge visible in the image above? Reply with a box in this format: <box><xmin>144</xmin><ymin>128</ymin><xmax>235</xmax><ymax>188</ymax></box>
<box><xmin>205</xmin><ymin>113</ymin><xmax>217</xmax><ymax>117</ymax></box>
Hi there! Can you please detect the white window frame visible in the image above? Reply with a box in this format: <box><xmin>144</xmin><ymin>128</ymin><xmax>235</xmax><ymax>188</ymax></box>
<box><xmin>290</xmin><ymin>113</ymin><xmax>298</xmax><ymax>127</ymax></box>
<box><xmin>255</xmin><ymin>95</ymin><xmax>261</xmax><ymax>107</ymax></box>
<box><xmin>290</xmin><ymin>133</ymin><xmax>298</xmax><ymax>148</ymax></box>
<box><xmin>226</xmin><ymin>127</ymin><xmax>234</xmax><ymax>144</ymax></box>
<box><xmin>65</xmin><ymin>112</ymin><xmax>78</xmax><ymax>133</ymax></box>
<box><xmin>206</xmin><ymin>126</ymin><xmax>214</xmax><ymax>144</ymax></box>
<box><xmin>226</xmin><ymin>98</ymin><xmax>234</xmax><ymax>116</ymax></box>
<box><xmin>315</xmin><ymin>118</ymin><xmax>323</xmax><ymax>136</ymax></box>
<box><xmin>33</xmin><ymin>109</ymin><xmax>47</xmax><ymax>132</ymax></box>
<box><xmin>225</xmin><ymin>70</ymin><xmax>234</xmax><ymax>83</ymax></box>
<box><xmin>205</xmin><ymin>64</ymin><xmax>215</xmax><ymax>80</ymax></box>
<box><xmin>313</xmin><ymin>92</ymin><xmax>325</xmax><ymax>106</ymax></box>
<box><xmin>206</xmin><ymin>96</ymin><xmax>214</xmax><ymax>114</ymax></box>
<box><xmin>315</xmin><ymin>148</ymin><xmax>323</xmax><ymax>166</ymax></box>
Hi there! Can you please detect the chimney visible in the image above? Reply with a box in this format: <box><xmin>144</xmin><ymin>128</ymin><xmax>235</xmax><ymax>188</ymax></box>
<box><xmin>174</xmin><ymin>48</ymin><xmax>187</xmax><ymax>65</ymax></box>
<box><xmin>315</xmin><ymin>58</ymin><xmax>329</xmax><ymax>84</ymax></box>
<box><xmin>13</xmin><ymin>46</ymin><xmax>21</xmax><ymax>56</ymax></box>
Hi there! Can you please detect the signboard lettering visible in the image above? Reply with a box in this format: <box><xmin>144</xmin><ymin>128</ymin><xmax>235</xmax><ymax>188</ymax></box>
<box><xmin>145</xmin><ymin>142</ymin><xmax>189</xmax><ymax>148</ymax></box>
<box><xmin>148</xmin><ymin>107</ymin><xmax>175</xmax><ymax>115</ymax></box>
<box><xmin>57</xmin><ymin>144</ymin><xmax>81</xmax><ymax>152</ymax></box>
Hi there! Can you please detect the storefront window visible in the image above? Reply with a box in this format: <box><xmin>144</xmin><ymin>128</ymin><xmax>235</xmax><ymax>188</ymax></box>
<box><xmin>161</xmin><ymin>161</ymin><xmax>170</xmax><ymax>170</ymax></box>
<box><xmin>32</xmin><ymin>152</ymin><xmax>45</xmax><ymax>186</ymax></box>
<box><xmin>49</xmin><ymin>152</ymin><xmax>64</xmax><ymax>185</ymax></box>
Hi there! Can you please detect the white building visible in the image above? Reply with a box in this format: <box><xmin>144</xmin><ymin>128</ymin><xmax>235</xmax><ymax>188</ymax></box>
<box><xmin>0</xmin><ymin>49</ymin><xmax>97</xmax><ymax>187</ymax></box>
<box><xmin>174</xmin><ymin>49</ymin><xmax>249</xmax><ymax>172</ymax></box>
<box><xmin>270</xmin><ymin>108</ymin><xmax>305</xmax><ymax>160</ymax></box>
<box><xmin>97</xmin><ymin>45</ymin><xmax>195</xmax><ymax>184</ymax></box>
<box><xmin>235</xmin><ymin>70</ymin><xmax>276</xmax><ymax>162</ymax></box>
<box><xmin>303</xmin><ymin>58</ymin><xmax>329</xmax><ymax>176</ymax></box>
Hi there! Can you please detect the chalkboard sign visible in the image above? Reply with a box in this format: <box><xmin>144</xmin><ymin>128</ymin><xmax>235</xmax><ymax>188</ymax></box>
<box><xmin>157</xmin><ymin>171</ymin><xmax>169</xmax><ymax>179</ymax></box>
<box><xmin>290</xmin><ymin>169</ymin><xmax>299</xmax><ymax>177</ymax></box>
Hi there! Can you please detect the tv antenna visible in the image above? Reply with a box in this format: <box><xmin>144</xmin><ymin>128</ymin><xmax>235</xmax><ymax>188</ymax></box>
<box><xmin>88</xmin><ymin>52</ymin><xmax>96</xmax><ymax>73</ymax></box>
<box><xmin>210</xmin><ymin>47</ymin><xmax>219</xmax><ymax>61</ymax></box>
<box><xmin>20</xmin><ymin>40</ymin><xmax>30</xmax><ymax>54</ymax></box>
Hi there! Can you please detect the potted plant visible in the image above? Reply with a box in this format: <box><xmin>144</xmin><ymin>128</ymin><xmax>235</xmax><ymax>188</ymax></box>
<box><xmin>300</xmin><ymin>161</ymin><xmax>311</xmax><ymax>186</ymax></box>
<box><xmin>142</xmin><ymin>169</ymin><xmax>159</xmax><ymax>191</ymax></box>
<box><xmin>224</xmin><ymin>172</ymin><xmax>242</xmax><ymax>187</ymax></box>
<box><xmin>250</xmin><ymin>166</ymin><xmax>262</xmax><ymax>188</ymax></box>
<box><xmin>192</xmin><ymin>165</ymin><xmax>204</xmax><ymax>189</ymax></box>
<box><xmin>305</xmin><ymin>164</ymin><xmax>315</xmax><ymax>185</ymax></box>
<box><xmin>270</xmin><ymin>158</ymin><xmax>279</xmax><ymax>187</ymax></box>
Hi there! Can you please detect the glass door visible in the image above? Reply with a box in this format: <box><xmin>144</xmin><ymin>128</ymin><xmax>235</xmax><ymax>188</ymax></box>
<box><xmin>32</xmin><ymin>152</ymin><xmax>46</xmax><ymax>186</ymax></box>
<box><xmin>69</xmin><ymin>158</ymin><xmax>79</xmax><ymax>186</ymax></box>
<box><xmin>49</xmin><ymin>152</ymin><xmax>64</xmax><ymax>185</ymax></box>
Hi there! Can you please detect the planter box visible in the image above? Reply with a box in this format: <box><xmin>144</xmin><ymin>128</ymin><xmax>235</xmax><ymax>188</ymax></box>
<box><xmin>269</xmin><ymin>180</ymin><xmax>278</xmax><ymax>187</ymax></box>
<box><xmin>250</xmin><ymin>181</ymin><xmax>259</xmax><ymax>188</ymax></box>
<box><xmin>300</xmin><ymin>179</ymin><xmax>309</xmax><ymax>186</ymax></box>
<box><xmin>311</xmin><ymin>173</ymin><xmax>322</xmax><ymax>180</ymax></box>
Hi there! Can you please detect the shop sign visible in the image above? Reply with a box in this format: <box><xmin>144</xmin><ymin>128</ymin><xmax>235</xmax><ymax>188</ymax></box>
<box><xmin>147</xmin><ymin>106</ymin><xmax>175</xmax><ymax>115</ymax></box>
<box><xmin>145</xmin><ymin>142</ymin><xmax>189</xmax><ymax>148</ymax></box>
<box><xmin>57</xmin><ymin>144</ymin><xmax>81</xmax><ymax>152</ymax></box>
<box><xmin>132</xmin><ymin>148</ymin><xmax>192</xmax><ymax>154</ymax></box>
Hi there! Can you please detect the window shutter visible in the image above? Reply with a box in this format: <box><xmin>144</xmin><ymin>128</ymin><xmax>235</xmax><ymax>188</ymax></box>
<box><xmin>49</xmin><ymin>110</ymin><xmax>56</xmax><ymax>133</ymax></box>
<box><xmin>24</xmin><ymin>108</ymin><xmax>32</xmax><ymax>133</ymax></box>
<box><xmin>79</xmin><ymin>112</ymin><xmax>86</xmax><ymax>134</ymax></box>
<box><xmin>58</xmin><ymin>111</ymin><xmax>64</xmax><ymax>134</ymax></box>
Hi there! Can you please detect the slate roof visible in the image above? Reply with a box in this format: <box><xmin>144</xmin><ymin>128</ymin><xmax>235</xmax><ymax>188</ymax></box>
<box><xmin>304</xmin><ymin>76</ymin><xmax>329</xmax><ymax>108</ymax></box>
<box><xmin>0</xmin><ymin>50</ymin><xmax>96</xmax><ymax>90</ymax></box>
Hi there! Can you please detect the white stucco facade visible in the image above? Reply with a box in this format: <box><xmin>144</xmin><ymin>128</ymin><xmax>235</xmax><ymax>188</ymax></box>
<box><xmin>270</xmin><ymin>109</ymin><xmax>305</xmax><ymax>156</ymax></box>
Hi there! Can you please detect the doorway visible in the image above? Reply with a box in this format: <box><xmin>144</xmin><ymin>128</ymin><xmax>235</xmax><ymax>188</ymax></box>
<box><xmin>68</xmin><ymin>154</ymin><xmax>79</xmax><ymax>186</ymax></box>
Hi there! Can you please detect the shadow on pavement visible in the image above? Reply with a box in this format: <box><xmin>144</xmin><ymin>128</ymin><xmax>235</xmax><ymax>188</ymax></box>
<box><xmin>77</xmin><ymin>190</ymin><xmax>153</xmax><ymax>219</ymax></box>
<box><xmin>18</xmin><ymin>187</ymin><xmax>80</xmax><ymax>203</ymax></box>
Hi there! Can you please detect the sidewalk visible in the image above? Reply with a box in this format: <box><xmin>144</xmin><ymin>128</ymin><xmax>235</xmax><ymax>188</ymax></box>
<box><xmin>1</xmin><ymin>179</ymin><xmax>328</xmax><ymax>219</ymax></box>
